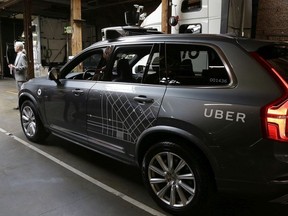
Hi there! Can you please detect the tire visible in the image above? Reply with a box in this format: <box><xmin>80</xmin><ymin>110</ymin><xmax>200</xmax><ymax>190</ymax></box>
<box><xmin>20</xmin><ymin>100</ymin><xmax>49</xmax><ymax>143</ymax></box>
<box><xmin>142</xmin><ymin>141</ymin><xmax>215</xmax><ymax>215</ymax></box>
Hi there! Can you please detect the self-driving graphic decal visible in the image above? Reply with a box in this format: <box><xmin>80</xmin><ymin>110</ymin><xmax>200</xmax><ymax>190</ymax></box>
<box><xmin>87</xmin><ymin>90</ymin><xmax>162</xmax><ymax>143</ymax></box>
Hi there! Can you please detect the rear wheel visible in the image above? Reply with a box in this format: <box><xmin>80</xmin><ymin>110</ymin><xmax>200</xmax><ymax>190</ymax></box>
<box><xmin>20</xmin><ymin>100</ymin><xmax>49</xmax><ymax>142</ymax></box>
<box><xmin>142</xmin><ymin>141</ymin><xmax>214</xmax><ymax>215</ymax></box>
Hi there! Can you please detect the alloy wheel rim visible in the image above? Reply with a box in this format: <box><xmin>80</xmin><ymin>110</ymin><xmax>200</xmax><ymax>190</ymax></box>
<box><xmin>148</xmin><ymin>152</ymin><xmax>196</xmax><ymax>207</ymax></box>
<box><xmin>21</xmin><ymin>106</ymin><xmax>36</xmax><ymax>137</ymax></box>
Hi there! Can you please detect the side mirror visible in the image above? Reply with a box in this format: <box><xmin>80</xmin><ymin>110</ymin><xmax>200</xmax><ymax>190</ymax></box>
<box><xmin>169</xmin><ymin>16</ymin><xmax>179</xmax><ymax>27</ymax></box>
<box><xmin>48</xmin><ymin>67</ymin><xmax>61</xmax><ymax>85</ymax></box>
<box><xmin>135</xmin><ymin>65</ymin><xmax>145</xmax><ymax>73</ymax></box>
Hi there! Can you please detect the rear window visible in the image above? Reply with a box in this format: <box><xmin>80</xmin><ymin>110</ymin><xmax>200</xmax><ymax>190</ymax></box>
<box><xmin>257</xmin><ymin>45</ymin><xmax>288</xmax><ymax>81</ymax></box>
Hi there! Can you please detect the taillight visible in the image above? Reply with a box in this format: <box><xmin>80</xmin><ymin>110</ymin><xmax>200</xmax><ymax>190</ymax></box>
<box><xmin>251</xmin><ymin>52</ymin><xmax>288</xmax><ymax>142</ymax></box>
<box><xmin>266</xmin><ymin>100</ymin><xmax>288</xmax><ymax>141</ymax></box>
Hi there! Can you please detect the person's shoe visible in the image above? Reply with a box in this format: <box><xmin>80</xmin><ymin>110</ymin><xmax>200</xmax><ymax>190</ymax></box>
<box><xmin>13</xmin><ymin>107</ymin><xmax>19</xmax><ymax>110</ymax></box>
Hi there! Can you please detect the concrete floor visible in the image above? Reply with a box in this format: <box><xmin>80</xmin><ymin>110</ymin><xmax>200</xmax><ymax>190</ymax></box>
<box><xmin>0</xmin><ymin>78</ymin><xmax>167</xmax><ymax>216</ymax></box>
<box><xmin>1</xmin><ymin>77</ymin><xmax>288</xmax><ymax>216</ymax></box>
<box><xmin>0</xmin><ymin>133</ymin><xmax>153</xmax><ymax>216</ymax></box>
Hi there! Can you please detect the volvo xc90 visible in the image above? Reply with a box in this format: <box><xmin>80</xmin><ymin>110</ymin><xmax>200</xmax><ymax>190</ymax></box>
<box><xmin>19</xmin><ymin>34</ymin><xmax>288</xmax><ymax>215</ymax></box>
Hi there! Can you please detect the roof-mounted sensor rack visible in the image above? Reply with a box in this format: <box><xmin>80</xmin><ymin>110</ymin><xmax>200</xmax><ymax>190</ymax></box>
<box><xmin>101</xmin><ymin>4</ymin><xmax>162</xmax><ymax>40</ymax></box>
<box><xmin>101</xmin><ymin>26</ymin><xmax>162</xmax><ymax>40</ymax></box>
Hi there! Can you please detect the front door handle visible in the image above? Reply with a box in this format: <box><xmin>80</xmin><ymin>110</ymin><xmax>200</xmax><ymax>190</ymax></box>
<box><xmin>133</xmin><ymin>96</ymin><xmax>154</xmax><ymax>104</ymax></box>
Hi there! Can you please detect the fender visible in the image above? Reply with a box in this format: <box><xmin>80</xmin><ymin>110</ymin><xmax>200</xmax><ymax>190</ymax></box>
<box><xmin>18</xmin><ymin>91</ymin><xmax>47</xmax><ymax>127</ymax></box>
<box><xmin>135</xmin><ymin>125</ymin><xmax>220</xmax><ymax>175</ymax></box>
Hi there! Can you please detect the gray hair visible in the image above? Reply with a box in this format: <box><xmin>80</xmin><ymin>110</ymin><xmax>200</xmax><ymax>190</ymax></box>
<box><xmin>14</xmin><ymin>41</ymin><xmax>24</xmax><ymax>50</ymax></box>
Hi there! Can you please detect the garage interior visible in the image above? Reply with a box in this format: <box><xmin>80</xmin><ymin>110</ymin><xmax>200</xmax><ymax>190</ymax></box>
<box><xmin>0</xmin><ymin>0</ymin><xmax>288</xmax><ymax>79</ymax></box>
<box><xmin>0</xmin><ymin>0</ymin><xmax>287</xmax><ymax>79</ymax></box>
<box><xmin>0</xmin><ymin>0</ymin><xmax>160</xmax><ymax>79</ymax></box>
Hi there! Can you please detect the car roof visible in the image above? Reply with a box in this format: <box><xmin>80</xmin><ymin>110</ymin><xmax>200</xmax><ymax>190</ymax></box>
<box><xmin>236</xmin><ymin>37</ymin><xmax>288</xmax><ymax>52</ymax></box>
<box><xmin>85</xmin><ymin>33</ymin><xmax>287</xmax><ymax>53</ymax></box>
<box><xmin>89</xmin><ymin>33</ymin><xmax>237</xmax><ymax>47</ymax></box>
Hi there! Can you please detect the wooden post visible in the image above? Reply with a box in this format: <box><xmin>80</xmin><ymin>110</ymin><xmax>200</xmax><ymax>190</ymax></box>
<box><xmin>23</xmin><ymin>0</ymin><xmax>34</xmax><ymax>79</ymax></box>
<box><xmin>71</xmin><ymin>0</ymin><xmax>82</xmax><ymax>57</ymax></box>
<box><xmin>161</xmin><ymin>0</ymin><xmax>171</xmax><ymax>34</ymax></box>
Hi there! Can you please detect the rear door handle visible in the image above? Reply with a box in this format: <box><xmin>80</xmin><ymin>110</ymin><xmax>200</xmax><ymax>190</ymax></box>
<box><xmin>72</xmin><ymin>89</ymin><xmax>84</xmax><ymax>96</ymax></box>
<box><xmin>133</xmin><ymin>96</ymin><xmax>154</xmax><ymax>104</ymax></box>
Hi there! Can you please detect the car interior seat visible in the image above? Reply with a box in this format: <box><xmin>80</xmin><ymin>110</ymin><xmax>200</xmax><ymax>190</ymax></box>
<box><xmin>144</xmin><ymin>57</ymin><xmax>160</xmax><ymax>84</ymax></box>
<box><xmin>113</xmin><ymin>59</ymin><xmax>133</xmax><ymax>82</ymax></box>
<box><xmin>179</xmin><ymin>59</ymin><xmax>194</xmax><ymax>76</ymax></box>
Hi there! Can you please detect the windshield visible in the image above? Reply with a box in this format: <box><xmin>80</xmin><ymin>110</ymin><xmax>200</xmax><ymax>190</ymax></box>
<box><xmin>257</xmin><ymin>44</ymin><xmax>288</xmax><ymax>81</ymax></box>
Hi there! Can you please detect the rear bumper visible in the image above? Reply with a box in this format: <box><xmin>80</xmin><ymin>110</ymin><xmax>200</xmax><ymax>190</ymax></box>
<box><xmin>214</xmin><ymin>138</ymin><xmax>288</xmax><ymax>202</ymax></box>
<box><xmin>216</xmin><ymin>178</ymin><xmax>288</xmax><ymax>203</ymax></box>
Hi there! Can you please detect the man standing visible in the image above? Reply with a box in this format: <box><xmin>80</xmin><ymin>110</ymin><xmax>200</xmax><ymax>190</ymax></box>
<box><xmin>8</xmin><ymin>41</ymin><xmax>27</xmax><ymax>110</ymax></box>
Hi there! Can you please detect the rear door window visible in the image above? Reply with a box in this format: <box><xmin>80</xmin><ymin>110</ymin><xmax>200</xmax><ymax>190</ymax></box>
<box><xmin>165</xmin><ymin>44</ymin><xmax>230</xmax><ymax>86</ymax></box>
<box><xmin>104</xmin><ymin>45</ymin><xmax>155</xmax><ymax>83</ymax></box>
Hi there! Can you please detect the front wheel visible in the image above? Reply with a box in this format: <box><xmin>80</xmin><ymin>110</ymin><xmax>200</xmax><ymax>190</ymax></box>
<box><xmin>20</xmin><ymin>100</ymin><xmax>49</xmax><ymax>143</ymax></box>
<box><xmin>142</xmin><ymin>141</ymin><xmax>215</xmax><ymax>215</ymax></box>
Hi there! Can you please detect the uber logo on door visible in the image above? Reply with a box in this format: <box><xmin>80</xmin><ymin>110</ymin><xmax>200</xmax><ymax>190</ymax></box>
<box><xmin>204</xmin><ymin>108</ymin><xmax>246</xmax><ymax>123</ymax></box>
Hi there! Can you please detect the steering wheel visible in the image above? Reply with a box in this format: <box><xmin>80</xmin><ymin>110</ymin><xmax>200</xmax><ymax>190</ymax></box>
<box><xmin>82</xmin><ymin>70</ymin><xmax>93</xmax><ymax>80</ymax></box>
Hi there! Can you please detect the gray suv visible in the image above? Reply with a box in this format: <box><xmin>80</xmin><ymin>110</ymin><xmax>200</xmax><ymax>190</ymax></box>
<box><xmin>19</xmin><ymin>34</ymin><xmax>288</xmax><ymax>215</ymax></box>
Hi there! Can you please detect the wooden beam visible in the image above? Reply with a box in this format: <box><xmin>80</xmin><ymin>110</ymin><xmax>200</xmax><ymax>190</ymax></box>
<box><xmin>161</xmin><ymin>0</ymin><xmax>171</xmax><ymax>34</ymax></box>
<box><xmin>23</xmin><ymin>0</ymin><xmax>34</xmax><ymax>79</ymax></box>
<box><xmin>71</xmin><ymin>0</ymin><xmax>82</xmax><ymax>57</ymax></box>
